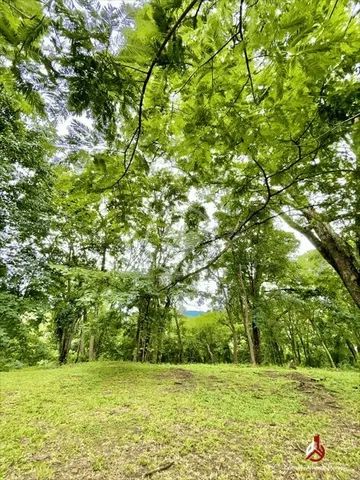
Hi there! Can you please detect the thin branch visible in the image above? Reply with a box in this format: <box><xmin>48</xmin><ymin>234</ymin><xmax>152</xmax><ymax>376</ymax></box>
<box><xmin>328</xmin><ymin>0</ymin><xmax>339</xmax><ymax>21</ymax></box>
<box><xmin>227</xmin><ymin>157</ymin><xmax>272</xmax><ymax>241</ymax></box>
<box><xmin>176</xmin><ymin>32</ymin><xmax>239</xmax><ymax>94</ymax></box>
<box><xmin>223</xmin><ymin>78</ymin><xmax>249</xmax><ymax>115</ymax></box>
<box><xmin>162</xmin><ymin>212</ymin><xmax>279</xmax><ymax>291</ymax></box>
<box><xmin>269</xmin><ymin>143</ymin><xmax>321</xmax><ymax>179</ymax></box>
<box><xmin>238</xmin><ymin>0</ymin><xmax>256</xmax><ymax>103</ymax></box>
<box><xmin>144</xmin><ymin>461</ymin><xmax>175</xmax><ymax>478</ymax></box>
<box><xmin>18</xmin><ymin>15</ymin><xmax>46</xmax><ymax>57</ymax></box>
<box><xmin>163</xmin><ymin>174</ymin><xmax>299</xmax><ymax>291</ymax></box>
<box><xmin>112</xmin><ymin>0</ymin><xmax>202</xmax><ymax>187</ymax></box>
<box><xmin>193</xmin><ymin>0</ymin><xmax>205</xmax><ymax>25</ymax></box>
<box><xmin>115</xmin><ymin>62</ymin><xmax>148</xmax><ymax>75</ymax></box>
<box><xmin>252</xmin><ymin>157</ymin><xmax>271</xmax><ymax>199</ymax></box>
<box><xmin>4</xmin><ymin>0</ymin><xmax>36</xmax><ymax>19</ymax></box>
<box><xmin>164</xmin><ymin>130</ymin><xmax>346</xmax><ymax>291</ymax></box>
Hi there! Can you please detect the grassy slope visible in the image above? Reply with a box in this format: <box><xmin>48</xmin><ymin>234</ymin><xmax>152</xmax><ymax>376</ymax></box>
<box><xmin>0</xmin><ymin>362</ymin><xmax>359</xmax><ymax>480</ymax></box>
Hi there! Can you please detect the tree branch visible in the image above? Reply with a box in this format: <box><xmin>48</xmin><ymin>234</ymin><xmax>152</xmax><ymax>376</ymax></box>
<box><xmin>176</xmin><ymin>32</ymin><xmax>240</xmax><ymax>94</ymax></box>
<box><xmin>112</xmin><ymin>0</ymin><xmax>202</xmax><ymax>187</ymax></box>
<box><xmin>238</xmin><ymin>0</ymin><xmax>256</xmax><ymax>103</ymax></box>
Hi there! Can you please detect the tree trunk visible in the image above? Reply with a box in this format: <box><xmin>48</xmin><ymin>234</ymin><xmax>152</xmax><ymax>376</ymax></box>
<box><xmin>273</xmin><ymin>340</ymin><xmax>284</xmax><ymax>365</ymax></box>
<box><xmin>141</xmin><ymin>295</ymin><xmax>152</xmax><ymax>362</ymax></box>
<box><xmin>75</xmin><ymin>328</ymin><xmax>84</xmax><ymax>363</ymax></box>
<box><xmin>174</xmin><ymin>311</ymin><xmax>183</xmax><ymax>363</ymax></box>
<box><xmin>133</xmin><ymin>295</ymin><xmax>151</xmax><ymax>362</ymax></box>
<box><xmin>88</xmin><ymin>334</ymin><xmax>96</xmax><ymax>361</ymax></box>
<box><xmin>133</xmin><ymin>314</ymin><xmax>142</xmax><ymax>362</ymax></box>
<box><xmin>151</xmin><ymin>296</ymin><xmax>171</xmax><ymax>363</ymax></box>
<box><xmin>206</xmin><ymin>342</ymin><xmax>214</xmax><ymax>363</ymax></box>
<box><xmin>232</xmin><ymin>327</ymin><xmax>239</xmax><ymax>364</ymax></box>
<box><xmin>345</xmin><ymin>339</ymin><xmax>358</xmax><ymax>363</ymax></box>
<box><xmin>101</xmin><ymin>246</ymin><xmax>107</xmax><ymax>271</ymax></box>
<box><xmin>223</xmin><ymin>305</ymin><xmax>239</xmax><ymax>364</ymax></box>
<box><xmin>283</xmin><ymin>210</ymin><xmax>360</xmax><ymax>309</ymax></box>
<box><xmin>59</xmin><ymin>329</ymin><xmax>72</xmax><ymax>364</ymax></box>
<box><xmin>252</xmin><ymin>320</ymin><xmax>261</xmax><ymax>364</ymax></box>
<box><xmin>309</xmin><ymin>314</ymin><xmax>336</xmax><ymax>368</ymax></box>
<box><xmin>298</xmin><ymin>332</ymin><xmax>308</xmax><ymax>365</ymax></box>
<box><xmin>242</xmin><ymin>297</ymin><xmax>256</xmax><ymax>365</ymax></box>
<box><xmin>237</xmin><ymin>265</ymin><xmax>257</xmax><ymax>365</ymax></box>
<box><xmin>288</xmin><ymin>330</ymin><xmax>297</xmax><ymax>363</ymax></box>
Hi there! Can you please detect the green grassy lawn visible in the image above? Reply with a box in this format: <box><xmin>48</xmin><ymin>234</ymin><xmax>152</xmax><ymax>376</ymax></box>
<box><xmin>1</xmin><ymin>362</ymin><xmax>359</xmax><ymax>480</ymax></box>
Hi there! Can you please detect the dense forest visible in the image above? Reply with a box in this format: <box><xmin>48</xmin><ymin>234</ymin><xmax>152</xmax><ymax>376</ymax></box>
<box><xmin>0</xmin><ymin>0</ymin><xmax>359</xmax><ymax>371</ymax></box>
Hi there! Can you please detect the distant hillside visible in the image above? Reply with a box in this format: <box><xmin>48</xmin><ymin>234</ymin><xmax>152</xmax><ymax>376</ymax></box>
<box><xmin>183</xmin><ymin>311</ymin><xmax>224</xmax><ymax>330</ymax></box>
<box><xmin>183</xmin><ymin>310</ymin><xmax>205</xmax><ymax>318</ymax></box>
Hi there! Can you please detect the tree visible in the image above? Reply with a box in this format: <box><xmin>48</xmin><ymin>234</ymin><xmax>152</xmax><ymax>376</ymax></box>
<box><xmin>112</xmin><ymin>0</ymin><xmax>360</xmax><ymax>309</ymax></box>
<box><xmin>1</xmin><ymin>0</ymin><xmax>359</xmax><ymax>369</ymax></box>
<box><xmin>211</xmin><ymin>217</ymin><xmax>298</xmax><ymax>364</ymax></box>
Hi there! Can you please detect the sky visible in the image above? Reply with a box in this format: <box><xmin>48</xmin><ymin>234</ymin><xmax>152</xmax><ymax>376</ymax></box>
<box><xmin>277</xmin><ymin>219</ymin><xmax>314</xmax><ymax>255</ymax></box>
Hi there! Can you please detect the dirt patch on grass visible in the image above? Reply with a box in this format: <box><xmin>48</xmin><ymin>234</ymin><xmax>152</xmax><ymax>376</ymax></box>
<box><xmin>207</xmin><ymin>374</ymin><xmax>227</xmax><ymax>383</ymax></box>
<box><xmin>157</xmin><ymin>368</ymin><xmax>194</xmax><ymax>382</ymax></box>
<box><xmin>156</xmin><ymin>368</ymin><xmax>195</xmax><ymax>392</ymax></box>
<box><xmin>286</xmin><ymin>372</ymin><xmax>340</xmax><ymax>412</ymax></box>
<box><xmin>170</xmin><ymin>368</ymin><xmax>194</xmax><ymax>380</ymax></box>
<box><xmin>259</xmin><ymin>370</ymin><xmax>341</xmax><ymax>413</ymax></box>
<box><xmin>259</xmin><ymin>370</ymin><xmax>340</xmax><ymax>412</ymax></box>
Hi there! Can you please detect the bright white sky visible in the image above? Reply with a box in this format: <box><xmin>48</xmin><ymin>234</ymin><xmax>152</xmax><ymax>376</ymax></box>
<box><xmin>279</xmin><ymin>220</ymin><xmax>314</xmax><ymax>254</ymax></box>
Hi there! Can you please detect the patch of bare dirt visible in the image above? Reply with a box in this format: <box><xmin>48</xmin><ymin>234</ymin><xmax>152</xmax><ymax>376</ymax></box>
<box><xmin>156</xmin><ymin>368</ymin><xmax>195</xmax><ymax>388</ymax></box>
<box><xmin>207</xmin><ymin>374</ymin><xmax>226</xmax><ymax>382</ymax></box>
<box><xmin>158</xmin><ymin>368</ymin><xmax>194</xmax><ymax>382</ymax></box>
<box><xmin>285</xmin><ymin>372</ymin><xmax>340</xmax><ymax>412</ymax></box>
<box><xmin>108</xmin><ymin>405</ymin><xmax>131</xmax><ymax>415</ymax></box>
<box><xmin>258</xmin><ymin>370</ymin><xmax>340</xmax><ymax>412</ymax></box>
<box><xmin>169</xmin><ymin>368</ymin><xmax>194</xmax><ymax>380</ymax></box>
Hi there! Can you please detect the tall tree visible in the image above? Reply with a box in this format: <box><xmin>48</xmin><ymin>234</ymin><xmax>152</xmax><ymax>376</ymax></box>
<box><xmin>113</xmin><ymin>0</ymin><xmax>360</xmax><ymax>308</ymax></box>
<box><xmin>212</xmin><ymin>219</ymin><xmax>298</xmax><ymax>364</ymax></box>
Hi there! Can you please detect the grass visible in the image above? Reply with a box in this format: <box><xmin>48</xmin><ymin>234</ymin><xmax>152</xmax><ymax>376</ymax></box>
<box><xmin>0</xmin><ymin>362</ymin><xmax>359</xmax><ymax>480</ymax></box>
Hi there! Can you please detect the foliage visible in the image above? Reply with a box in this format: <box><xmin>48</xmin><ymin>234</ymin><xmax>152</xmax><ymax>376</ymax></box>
<box><xmin>0</xmin><ymin>291</ymin><xmax>56</xmax><ymax>370</ymax></box>
<box><xmin>0</xmin><ymin>0</ymin><xmax>359</xmax><ymax>369</ymax></box>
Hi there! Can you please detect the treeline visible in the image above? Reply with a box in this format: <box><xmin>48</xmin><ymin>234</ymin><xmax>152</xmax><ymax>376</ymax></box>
<box><xmin>1</xmin><ymin>246</ymin><xmax>359</xmax><ymax>370</ymax></box>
